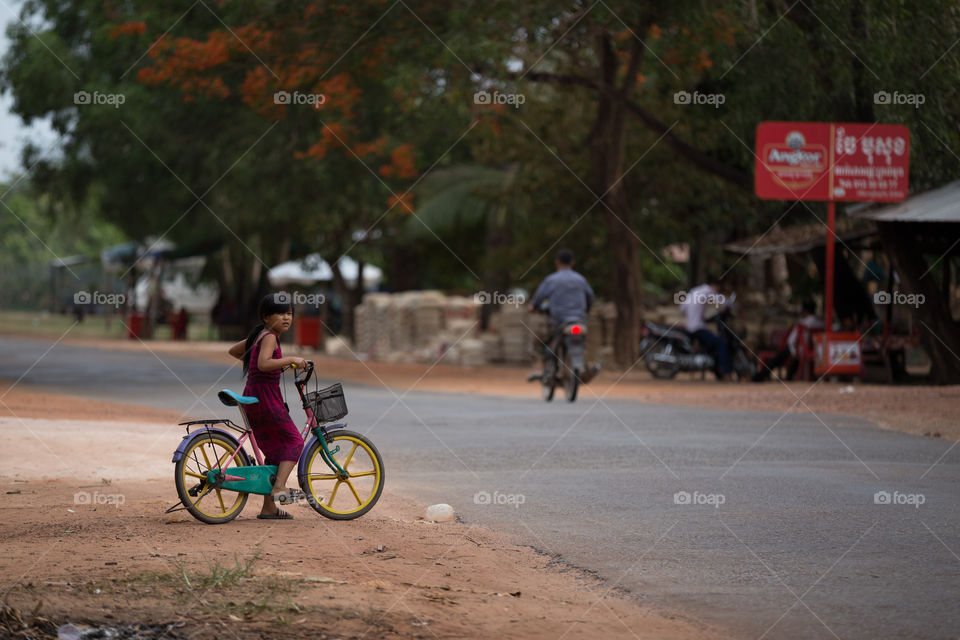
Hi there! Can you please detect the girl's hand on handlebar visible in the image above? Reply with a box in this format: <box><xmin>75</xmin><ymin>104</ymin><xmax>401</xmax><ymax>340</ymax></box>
<box><xmin>290</xmin><ymin>357</ymin><xmax>308</xmax><ymax>369</ymax></box>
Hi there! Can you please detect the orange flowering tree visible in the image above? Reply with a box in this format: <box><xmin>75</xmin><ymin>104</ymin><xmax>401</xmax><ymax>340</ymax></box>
<box><xmin>117</xmin><ymin>2</ymin><xmax>481</xmax><ymax>335</ymax></box>
<box><xmin>3</xmin><ymin>0</ymin><xmax>476</xmax><ymax>336</ymax></box>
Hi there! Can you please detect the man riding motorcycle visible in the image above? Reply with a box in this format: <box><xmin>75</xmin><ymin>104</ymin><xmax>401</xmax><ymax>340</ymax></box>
<box><xmin>681</xmin><ymin>277</ymin><xmax>733</xmax><ymax>381</ymax></box>
<box><xmin>526</xmin><ymin>249</ymin><xmax>600</xmax><ymax>384</ymax></box>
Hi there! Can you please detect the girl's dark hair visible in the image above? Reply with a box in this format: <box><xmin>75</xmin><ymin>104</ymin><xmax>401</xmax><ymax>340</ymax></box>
<box><xmin>242</xmin><ymin>293</ymin><xmax>294</xmax><ymax>376</ymax></box>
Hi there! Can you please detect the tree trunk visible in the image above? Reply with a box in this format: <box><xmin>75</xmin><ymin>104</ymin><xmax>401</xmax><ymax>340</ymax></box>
<box><xmin>480</xmin><ymin>180</ymin><xmax>515</xmax><ymax>330</ymax></box>
<box><xmin>351</xmin><ymin>258</ymin><xmax>366</xmax><ymax>340</ymax></box>
<box><xmin>330</xmin><ymin>261</ymin><xmax>355</xmax><ymax>343</ymax></box>
<box><xmin>878</xmin><ymin>221</ymin><xmax>960</xmax><ymax>384</ymax></box>
<box><xmin>588</xmin><ymin>33</ymin><xmax>644</xmax><ymax>368</ymax></box>
<box><xmin>849</xmin><ymin>0</ymin><xmax>875</xmax><ymax>122</ymax></box>
<box><xmin>213</xmin><ymin>241</ymin><xmax>267</xmax><ymax>341</ymax></box>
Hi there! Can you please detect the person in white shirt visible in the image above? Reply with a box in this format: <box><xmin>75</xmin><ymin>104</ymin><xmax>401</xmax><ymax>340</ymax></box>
<box><xmin>753</xmin><ymin>300</ymin><xmax>824</xmax><ymax>381</ymax></box>
<box><xmin>680</xmin><ymin>278</ymin><xmax>732</xmax><ymax>379</ymax></box>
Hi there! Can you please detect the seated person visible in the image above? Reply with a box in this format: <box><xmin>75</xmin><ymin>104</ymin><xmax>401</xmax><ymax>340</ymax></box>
<box><xmin>753</xmin><ymin>300</ymin><xmax>824</xmax><ymax>382</ymax></box>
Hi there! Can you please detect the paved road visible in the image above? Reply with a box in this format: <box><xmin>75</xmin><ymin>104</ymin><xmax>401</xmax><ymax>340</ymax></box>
<box><xmin>2</xmin><ymin>336</ymin><xmax>958</xmax><ymax>639</ymax></box>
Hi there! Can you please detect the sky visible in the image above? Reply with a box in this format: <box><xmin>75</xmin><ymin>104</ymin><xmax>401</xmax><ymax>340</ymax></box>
<box><xmin>0</xmin><ymin>0</ymin><xmax>60</xmax><ymax>182</ymax></box>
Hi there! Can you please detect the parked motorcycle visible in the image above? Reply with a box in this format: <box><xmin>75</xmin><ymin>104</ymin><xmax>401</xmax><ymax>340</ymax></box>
<box><xmin>639</xmin><ymin>293</ymin><xmax>756</xmax><ymax>381</ymax></box>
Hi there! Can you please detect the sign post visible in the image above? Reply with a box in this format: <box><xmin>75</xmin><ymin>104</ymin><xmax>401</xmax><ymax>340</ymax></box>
<box><xmin>754</xmin><ymin>121</ymin><xmax>910</xmax><ymax>376</ymax></box>
<box><xmin>825</xmin><ymin>200</ymin><xmax>835</xmax><ymax>334</ymax></box>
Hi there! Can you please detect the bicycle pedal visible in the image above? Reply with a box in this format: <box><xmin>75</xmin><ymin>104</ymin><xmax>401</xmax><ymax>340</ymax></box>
<box><xmin>275</xmin><ymin>492</ymin><xmax>305</xmax><ymax>506</ymax></box>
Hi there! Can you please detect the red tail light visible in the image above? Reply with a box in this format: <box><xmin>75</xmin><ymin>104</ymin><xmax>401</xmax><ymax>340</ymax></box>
<box><xmin>571</xmin><ymin>325</ymin><xmax>581</xmax><ymax>335</ymax></box>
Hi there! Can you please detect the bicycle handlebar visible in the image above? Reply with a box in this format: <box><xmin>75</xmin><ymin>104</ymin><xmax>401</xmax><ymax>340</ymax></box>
<box><xmin>293</xmin><ymin>360</ymin><xmax>315</xmax><ymax>386</ymax></box>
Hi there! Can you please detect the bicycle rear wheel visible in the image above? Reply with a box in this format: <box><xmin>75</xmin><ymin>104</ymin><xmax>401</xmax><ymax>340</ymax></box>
<box><xmin>562</xmin><ymin>350</ymin><xmax>579</xmax><ymax>403</ymax></box>
<box><xmin>300</xmin><ymin>430</ymin><xmax>384</xmax><ymax>520</ymax></box>
<box><xmin>174</xmin><ymin>431</ymin><xmax>250</xmax><ymax>525</ymax></box>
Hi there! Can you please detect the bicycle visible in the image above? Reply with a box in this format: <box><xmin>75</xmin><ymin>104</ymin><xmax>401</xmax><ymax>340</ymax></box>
<box><xmin>541</xmin><ymin>322</ymin><xmax>586</xmax><ymax>403</ymax></box>
<box><xmin>166</xmin><ymin>361</ymin><xmax>385</xmax><ymax>524</ymax></box>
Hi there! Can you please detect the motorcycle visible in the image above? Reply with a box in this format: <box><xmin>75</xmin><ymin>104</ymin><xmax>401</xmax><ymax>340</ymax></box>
<box><xmin>639</xmin><ymin>293</ymin><xmax>756</xmax><ymax>381</ymax></box>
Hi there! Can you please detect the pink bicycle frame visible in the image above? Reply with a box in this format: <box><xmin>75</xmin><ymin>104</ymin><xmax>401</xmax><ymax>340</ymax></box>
<box><xmin>213</xmin><ymin>382</ymin><xmax>320</xmax><ymax>480</ymax></box>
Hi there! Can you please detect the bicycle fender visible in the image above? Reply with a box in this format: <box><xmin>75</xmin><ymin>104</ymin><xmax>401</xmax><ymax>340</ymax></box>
<box><xmin>171</xmin><ymin>427</ymin><xmax>241</xmax><ymax>463</ymax></box>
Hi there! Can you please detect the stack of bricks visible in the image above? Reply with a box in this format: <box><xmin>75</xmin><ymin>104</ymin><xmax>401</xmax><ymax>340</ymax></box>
<box><xmin>410</xmin><ymin>291</ymin><xmax>446</xmax><ymax>348</ymax></box>
<box><xmin>354</xmin><ymin>291</ymin><xmax>483</xmax><ymax>363</ymax></box>
<box><xmin>354</xmin><ymin>293</ymin><xmax>392</xmax><ymax>358</ymax></box>
<box><xmin>499</xmin><ymin>306</ymin><xmax>535</xmax><ymax>365</ymax></box>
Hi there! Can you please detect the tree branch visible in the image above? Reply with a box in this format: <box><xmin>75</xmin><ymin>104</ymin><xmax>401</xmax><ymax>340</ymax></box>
<box><xmin>621</xmin><ymin>97</ymin><xmax>753</xmax><ymax>191</ymax></box>
<box><xmin>521</xmin><ymin>70</ymin><xmax>597</xmax><ymax>89</ymax></box>
<box><xmin>518</xmin><ymin>71</ymin><xmax>753</xmax><ymax>191</ymax></box>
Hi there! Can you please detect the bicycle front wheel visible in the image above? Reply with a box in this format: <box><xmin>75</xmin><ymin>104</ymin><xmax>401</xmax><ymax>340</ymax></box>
<box><xmin>300</xmin><ymin>430</ymin><xmax>385</xmax><ymax>520</ymax></box>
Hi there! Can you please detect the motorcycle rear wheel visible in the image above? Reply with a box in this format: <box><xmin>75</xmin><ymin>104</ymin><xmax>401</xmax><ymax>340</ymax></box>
<box><xmin>644</xmin><ymin>343</ymin><xmax>680</xmax><ymax>379</ymax></box>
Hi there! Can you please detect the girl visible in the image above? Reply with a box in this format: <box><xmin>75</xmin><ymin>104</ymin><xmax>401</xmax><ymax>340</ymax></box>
<box><xmin>228</xmin><ymin>294</ymin><xmax>307</xmax><ymax>519</ymax></box>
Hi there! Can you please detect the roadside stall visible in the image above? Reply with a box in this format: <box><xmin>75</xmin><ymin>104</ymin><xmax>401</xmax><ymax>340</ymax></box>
<box><xmin>753</xmin><ymin>121</ymin><xmax>910</xmax><ymax>380</ymax></box>
<box><xmin>849</xmin><ymin>180</ymin><xmax>960</xmax><ymax>383</ymax></box>
<box><xmin>724</xmin><ymin>216</ymin><xmax>879</xmax><ymax>380</ymax></box>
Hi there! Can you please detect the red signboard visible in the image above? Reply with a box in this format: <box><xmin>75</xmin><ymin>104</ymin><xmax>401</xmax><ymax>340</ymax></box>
<box><xmin>813</xmin><ymin>332</ymin><xmax>863</xmax><ymax>376</ymax></box>
<box><xmin>755</xmin><ymin>122</ymin><xmax>909</xmax><ymax>202</ymax></box>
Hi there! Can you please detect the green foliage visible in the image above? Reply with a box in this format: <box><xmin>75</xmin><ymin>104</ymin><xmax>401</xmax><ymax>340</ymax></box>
<box><xmin>0</xmin><ymin>178</ymin><xmax>126</xmax><ymax>309</ymax></box>
<box><xmin>1</xmin><ymin>0</ymin><xmax>957</xmax><ymax>311</ymax></box>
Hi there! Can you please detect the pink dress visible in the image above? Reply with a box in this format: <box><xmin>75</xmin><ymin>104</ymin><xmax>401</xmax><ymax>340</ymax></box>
<box><xmin>243</xmin><ymin>330</ymin><xmax>304</xmax><ymax>465</ymax></box>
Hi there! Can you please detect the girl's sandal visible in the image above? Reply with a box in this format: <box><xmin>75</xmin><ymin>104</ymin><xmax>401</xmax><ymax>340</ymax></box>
<box><xmin>274</xmin><ymin>489</ymin><xmax>306</xmax><ymax>506</ymax></box>
<box><xmin>257</xmin><ymin>509</ymin><xmax>293</xmax><ymax>520</ymax></box>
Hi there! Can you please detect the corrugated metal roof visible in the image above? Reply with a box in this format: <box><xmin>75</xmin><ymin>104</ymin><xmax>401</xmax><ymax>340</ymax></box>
<box><xmin>724</xmin><ymin>216</ymin><xmax>876</xmax><ymax>257</ymax></box>
<box><xmin>849</xmin><ymin>179</ymin><xmax>960</xmax><ymax>222</ymax></box>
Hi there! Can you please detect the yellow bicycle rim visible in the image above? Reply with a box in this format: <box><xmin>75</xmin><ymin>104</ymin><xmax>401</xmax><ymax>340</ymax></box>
<box><xmin>305</xmin><ymin>435</ymin><xmax>381</xmax><ymax>515</ymax></box>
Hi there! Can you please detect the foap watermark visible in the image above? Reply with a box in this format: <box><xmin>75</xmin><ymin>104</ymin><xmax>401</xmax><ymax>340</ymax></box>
<box><xmin>674</xmin><ymin>290</ymin><xmax>726</xmax><ymax>306</ymax></box>
<box><xmin>273</xmin><ymin>291</ymin><xmax>326</xmax><ymax>308</ymax></box>
<box><xmin>474</xmin><ymin>90</ymin><xmax>525</xmax><ymax>108</ymax></box>
<box><xmin>874</xmin><ymin>90</ymin><xmax>925</xmax><ymax>109</ymax></box>
<box><xmin>274</xmin><ymin>90</ymin><xmax>326</xmax><ymax>109</ymax></box>
<box><xmin>674</xmin><ymin>490</ymin><xmax>725</xmax><ymax>508</ymax></box>
<box><xmin>74</xmin><ymin>491</ymin><xmax>126</xmax><ymax>507</ymax></box>
<box><xmin>874</xmin><ymin>490</ymin><xmax>925</xmax><ymax>508</ymax></box>
<box><xmin>74</xmin><ymin>290</ymin><xmax>125</xmax><ymax>308</ymax></box>
<box><xmin>74</xmin><ymin>90</ymin><xmax>125</xmax><ymax>108</ymax></box>
<box><xmin>673</xmin><ymin>90</ymin><xmax>725</xmax><ymax>108</ymax></box>
<box><xmin>473</xmin><ymin>490</ymin><xmax>526</xmax><ymax>508</ymax></box>
<box><xmin>474</xmin><ymin>290</ymin><xmax>526</xmax><ymax>306</ymax></box>
<box><xmin>873</xmin><ymin>290</ymin><xmax>924</xmax><ymax>308</ymax></box>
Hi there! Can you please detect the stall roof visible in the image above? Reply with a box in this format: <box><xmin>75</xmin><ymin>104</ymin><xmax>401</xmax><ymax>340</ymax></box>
<box><xmin>268</xmin><ymin>253</ymin><xmax>383</xmax><ymax>288</ymax></box>
<box><xmin>849</xmin><ymin>179</ymin><xmax>960</xmax><ymax>223</ymax></box>
<box><xmin>724</xmin><ymin>216</ymin><xmax>876</xmax><ymax>257</ymax></box>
